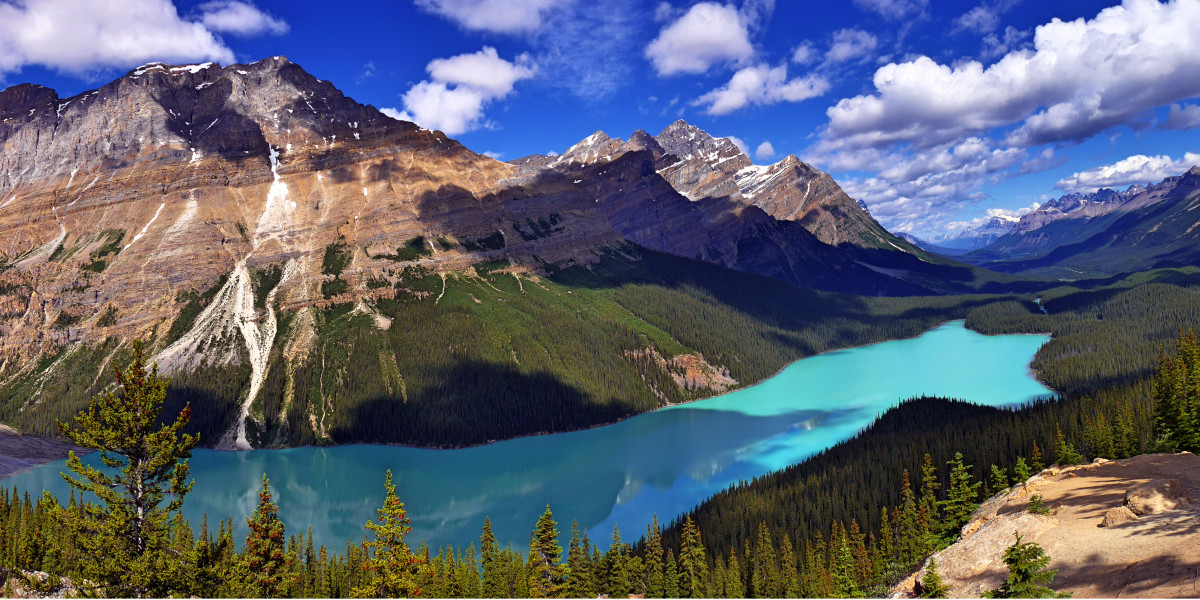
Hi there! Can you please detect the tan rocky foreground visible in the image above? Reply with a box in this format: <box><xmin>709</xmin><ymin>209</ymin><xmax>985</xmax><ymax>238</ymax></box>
<box><xmin>896</xmin><ymin>453</ymin><xmax>1200</xmax><ymax>598</ymax></box>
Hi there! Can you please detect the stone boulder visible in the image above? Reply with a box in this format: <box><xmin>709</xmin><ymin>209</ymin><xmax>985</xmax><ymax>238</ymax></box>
<box><xmin>1099</xmin><ymin>505</ymin><xmax>1139</xmax><ymax>527</ymax></box>
<box><xmin>1124</xmin><ymin>479</ymin><xmax>1190</xmax><ymax>516</ymax></box>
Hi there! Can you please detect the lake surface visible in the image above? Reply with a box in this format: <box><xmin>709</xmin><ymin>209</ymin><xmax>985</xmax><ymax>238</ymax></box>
<box><xmin>2</xmin><ymin>321</ymin><xmax>1051</xmax><ymax>552</ymax></box>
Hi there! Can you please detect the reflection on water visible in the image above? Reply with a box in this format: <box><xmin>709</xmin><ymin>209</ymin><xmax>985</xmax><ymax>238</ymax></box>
<box><xmin>3</xmin><ymin>321</ymin><xmax>1051</xmax><ymax>551</ymax></box>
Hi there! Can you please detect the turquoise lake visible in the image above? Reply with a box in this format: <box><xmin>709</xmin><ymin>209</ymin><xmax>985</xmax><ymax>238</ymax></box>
<box><xmin>2</xmin><ymin>321</ymin><xmax>1051</xmax><ymax>552</ymax></box>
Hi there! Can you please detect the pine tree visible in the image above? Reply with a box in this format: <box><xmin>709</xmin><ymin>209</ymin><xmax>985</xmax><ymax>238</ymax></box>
<box><xmin>566</xmin><ymin>520</ymin><xmax>594</xmax><ymax>598</ymax></box>
<box><xmin>918</xmin><ymin>454</ymin><xmax>941</xmax><ymax>552</ymax></box>
<box><xmin>1052</xmin><ymin>425</ymin><xmax>1084</xmax><ymax>466</ymax></box>
<box><xmin>778</xmin><ymin>533</ymin><xmax>800</xmax><ymax>598</ymax></box>
<box><xmin>481</xmin><ymin>517</ymin><xmax>504</xmax><ymax>597</ymax></box>
<box><xmin>664</xmin><ymin>549</ymin><xmax>680</xmax><ymax>598</ymax></box>
<box><xmin>52</xmin><ymin>341</ymin><xmax>198</xmax><ymax>598</ymax></box>
<box><xmin>353</xmin><ymin>470</ymin><xmax>426</xmax><ymax>598</ymax></box>
<box><xmin>898</xmin><ymin>470</ymin><xmax>920</xmax><ymax>564</ymax></box>
<box><xmin>1013</xmin><ymin>457</ymin><xmax>1032</xmax><ymax>483</ymax></box>
<box><xmin>605</xmin><ymin>523</ymin><xmax>629</xmax><ymax>597</ymax></box>
<box><xmin>988</xmin><ymin>465</ymin><xmax>1010</xmax><ymax>496</ymax></box>
<box><xmin>983</xmin><ymin>533</ymin><xmax>1067</xmax><ymax>598</ymax></box>
<box><xmin>919</xmin><ymin>558</ymin><xmax>950</xmax><ymax>598</ymax></box>
<box><xmin>644</xmin><ymin>516</ymin><xmax>666</xmax><ymax>597</ymax></box>
<box><xmin>527</xmin><ymin>505</ymin><xmax>565</xmax><ymax>598</ymax></box>
<box><xmin>940</xmin><ymin>453</ymin><xmax>982</xmax><ymax>543</ymax></box>
<box><xmin>1030</xmin><ymin>441</ymin><xmax>1045</xmax><ymax>473</ymax></box>
<box><xmin>241</xmin><ymin>475</ymin><xmax>289</xmax><ymax>598</ymax></box>
<box><xmin>678</xmin><ymin>515</ymin><xmax>708</xmax><ymax>598</ymax></box>
<box><xmin>752</xmin><ymin>521</ymin><xmax>778</xmax><ymax>598</ymax></box>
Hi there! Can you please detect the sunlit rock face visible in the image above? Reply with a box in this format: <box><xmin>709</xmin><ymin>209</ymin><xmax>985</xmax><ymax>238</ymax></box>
<box><xmin>0</xmin><ymin>56</ymin><xmax>623</xmax><ymax>446</ymax></box>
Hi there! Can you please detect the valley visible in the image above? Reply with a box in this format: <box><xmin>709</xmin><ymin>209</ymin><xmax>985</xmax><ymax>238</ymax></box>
<box><xmin>0</xmin><ymin>39</ymin><xmax>1198</xmax><ymax>598</ymax></box>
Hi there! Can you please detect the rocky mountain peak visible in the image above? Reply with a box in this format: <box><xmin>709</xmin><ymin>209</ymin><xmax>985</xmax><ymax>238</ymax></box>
<box><xmin>653</xmin><ymin>119</ymin><xmax>745</xmax><ymax>166</ymax></box>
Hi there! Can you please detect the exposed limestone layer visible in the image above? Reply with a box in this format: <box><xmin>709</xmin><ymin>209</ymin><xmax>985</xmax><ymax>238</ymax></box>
<box><xmin>895</xmin><ymin>453</ymin><xmax>1200</xmax><ymax>599</ymax></box>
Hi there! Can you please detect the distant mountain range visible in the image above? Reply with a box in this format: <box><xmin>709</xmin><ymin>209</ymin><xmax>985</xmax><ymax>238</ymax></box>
<box><xmin>960</xmin><ymin>171</ymin><xmax>1200</xmax><ymax>276</ymax></box>
<box><xmin>899</xmin><ymin>215</ymin><xmax>1021</xmax><ymax>255</ymax></box>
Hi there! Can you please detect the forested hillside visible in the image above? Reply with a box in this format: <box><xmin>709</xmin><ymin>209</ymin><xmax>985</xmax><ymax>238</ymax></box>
<box><xmin>0</xmin><ymin>248</ymin><xmax>1026</xmax><ymax>448</ymax></box>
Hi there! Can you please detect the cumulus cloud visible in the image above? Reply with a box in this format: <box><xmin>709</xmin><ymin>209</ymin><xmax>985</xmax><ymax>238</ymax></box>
<box><xmin>388</xmin><ymin>47</ymin><xmax>536</xmax><ymax>136</ymax></box>
<box><xmin>954</xmin><ymin>1</ymin><xmax>1020</xmax><ymax>35</ymax></box>
<box><xmin>821</xmin><ymin>0</ymin><xmax>1200</xmax><ymax>153</ymax></box>
<box><xmin>195</xmin><ymin>1</ymin><xmax>288</xmax><ymax>36</ymax></box>
<box><xmin>694</xmin><ymin>63</ymin><xmax>829</xmax><ymax>115</ymax></box>
<box><xmin>828</xmin><ymin>137</ymin><xmax>1037</xmax><ymax>234</ymax></box>
<box><xmin>1055</xmin><ymin>152</ymin><xmax>1200</xmax><ymax>193</ymax></box>
<box><xmin>413</xmin><ymin>0</ymin><xmax>566</xmax><ymax>34</ymax></box>
<box><xmin>0</xmin><ymin>0</ymin><xmax>250</xmax><ymax>76</ymax></box>
<box><xmin>825</xmin><ymin>29</ymin><xmax>878</xmax><ymax>64</ymax></box>
<box><xmin>1160</xmin><ymin>103</ymin><xmax>1200</xmax><ymax>131</ymax></box>
<box><xmin>645</xmin><ymin>2</ymin><xmax>754</xmax><ymax>76</ymax></box>
<box><xmin>852</xmin><ymin>0</ymin><xmax>928</xmax><ymax>20</ymax></box>
<box><xmin>755</xmin><ymin>141</ymin><xmax>775</xmax><ymax>160</ymax></box>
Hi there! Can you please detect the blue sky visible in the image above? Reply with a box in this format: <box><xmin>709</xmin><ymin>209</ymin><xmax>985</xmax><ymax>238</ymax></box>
<box><xmin>3</xmin><ymin>0</ymin><xmax>1200</xmax><ymax>238</ymax></box>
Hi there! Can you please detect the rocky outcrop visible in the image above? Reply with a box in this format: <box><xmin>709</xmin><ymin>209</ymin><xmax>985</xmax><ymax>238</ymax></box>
<box><xmin>1125</xmin><ymin>479</ymin><xmax>1191</xmax><ymax>516</ymax></box>
<box><xmin>896</xmin><ymin>453</ymin><xmax>1200</xmax><ymax>598</ymax></box>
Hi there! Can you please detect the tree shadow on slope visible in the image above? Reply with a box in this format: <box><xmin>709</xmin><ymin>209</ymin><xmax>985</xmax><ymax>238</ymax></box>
<box><xmin>330</xmin><ymin>360</ymin><xmax>631</xmax><ymax>447</ymax></box>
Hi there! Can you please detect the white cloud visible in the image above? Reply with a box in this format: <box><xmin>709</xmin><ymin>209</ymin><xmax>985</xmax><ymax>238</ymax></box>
<box><xmin>482</xmin><ymin>150</ymin><xmax>504</xmax><ymax>160</ymax></box>
<box><xmin>645</xmin><ymin>2</ymin><xmax>754</xmax><ymax>76</ymax></box>
<box><xmin>694</xmin><ymin>63</ymin><xmax>829</xmax><ymax>115</ymax></box>
<box><xmin>822</xmin><ymin>0</ymin><xmax>1200</xmax><ymax>153</ymax></box>
<box><xmin>980</xmin><ymin>25</ymin><xmax>1028</xmax><ymax>59</ymax></box>
<box><xmin>791</xmin><ymin>41</ymin><xmax>817</xmax><ymax>64</ymax></box>
<box><xmin>755</xmin><ymin>141</ymin><xmax>775</xmax><ymax>160</ymax></box>
<box><xmin>393</xmin><ymin>47</ymin><xmax>536</xmax><ymax>136</ymax></box>
<box><xmin>725</xmin><ymin>136</ymin><xmax>749</xmax><ymax>155</ymax></box>
<box><xmin>828</xmin><ymin>137</ymin><xmax>1035</xmax><ymax>234</ymax></box>
<box><xmin>825</xmin><ymin>28</ymin><xmax>877</xmax><ymax>64</ymax></box>
<box><xmin>0</xmin><ymin>0</ymin><xmax>238</xmax><ymax>76</ymax></box>
<box><xmin>852</xmin><ymin>0</ymin><xmax>928</xmax><ymax>20</ymax></box>
<box><xmin>1160</xmin><ymin>103</ymin><xmax>1200</xmax><ymax>131</ymax></box>
<box><xmin>1055</xmin><ymin>152</ymin><xmax>1200</xmax><ymax>193</ymax></box>
<box><xmin>955</xmin><ymin>6</ymin><xmax>1000</xmax><ymax>34</ymax></box>
<box><xmin>379</xmin><ymin>107</ymin><xmax>405</xmax><ymax>121</ymax></box>
<box><xmin>195</xmin><ymin>1</ymin><xmax>287</xmax><ymax>36</ymax></box>
<box><xmin>426</xmin><ymin>47</ymin><xmax>536</xmax><ymax>97</ymax></box>
<box><xmin>413</xmin><ymin>0</ymin><xmax>566</xmax><ymax>34</ymax></box>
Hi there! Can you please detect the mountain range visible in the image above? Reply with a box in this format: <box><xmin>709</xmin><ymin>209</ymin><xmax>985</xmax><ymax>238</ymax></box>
<box><xmin>960</xmin><ymin>172</ymin><xmax>1200</xmax><ymax>276</ymax></box>
<box><xmin>0</xmin><ymin>55</ymin><xmax>1193</xmax><ymax>450</ymax></box>
<box><xmin>0</xmin><ymin>57</ymin><xmax>1004</xmax><ymax>449</ymax></box>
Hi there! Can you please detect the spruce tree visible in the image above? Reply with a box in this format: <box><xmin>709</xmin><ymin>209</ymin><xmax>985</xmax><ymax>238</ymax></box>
<box><xmin>480</xmin><ymin>517</ymin><xmax>504</xmax><ymax>597</ymax></box>
<box><xmin>989</xmin><ymin>465</ymin><xmax>1010</xmax><ymax>496</ymax></box>
<box><xmin>566</xmin><ymin>520</ymin><xmax>593</xmax><ymax>598</ymax></box>
<box><xmin>527</xmin><ymin>505</ymin><xmax>566</xmax><ymax>598</ymax></box>
<box><xmin>940</xmin><ymin>453</ymin><xmax>982</xmax><ymax>543</ymax></box>
<box><xmin>678</xmin><ymin>515</ymin><xmax>708</xmax><ymax>598</ymax></box>
<box><xmin>898</xmin><ymin>470</ymin><xmax>920</xmax><ymax>563</ymax></box>
<box><xmin>644</xmin><ymin>516</ymin><xmax>666</xmax><ymax>597</ymax></box>
<box><xmin>664</xmin><ymin>549</ymin><xmax>680</xmax><ymax>598</ymax></box>
<box><xmin>353</xmin><ymin>470</ymin><xmax>426</xmax><ymax>598</ymax></box>
<box><xmin>1052</xmin><ymin>425</ymin><xmax>1084</xmax><ymax>466</ymax></box>
<box><xmin>52</xmin><ymin>341</ymin><xmax>198</xmax><ymax>598</ymax></box>
<box><xmin>752</xmin><ymin>521</ymin><xmax>778</xmax><ymax>598</ymax></box>
<box><xmin>983</xmin><ymin>533</ymin><xmax>1068</xmax><ymax>598</ymax></box>
<box><xmin>1030</xmin><ymin>441</ymin><xmax>1045</xmax><ymax>473</ymax></box>
<box><xmin>1013</xmin><ymin>457</ymin><xmax>1032</xmax><ymax>483</ymax></box>
<box><xmin>241</xmin><ymin>475</ymin><xmax>289</xmax><ymax>598</ymax></box>
<box><xmin>919</xmin><ymin>557</ymin><xmax>951</xmax><ymax>598</ymax></box>
<box><xmin>778</xmin><ymin>533</ymin><xmax>800</xmax><ymax>598</ymax></box>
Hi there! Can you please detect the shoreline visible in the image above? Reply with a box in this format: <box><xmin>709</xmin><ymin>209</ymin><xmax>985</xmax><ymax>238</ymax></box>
<box><xmin>0</xmin><ymin>426</ymin><xmax>92</xmax><ymax>479</ymax></box>
<box><xmin>5</xmin><ymin>319</ymin><xmax>1058</xmax><ymax>458</ymax></box>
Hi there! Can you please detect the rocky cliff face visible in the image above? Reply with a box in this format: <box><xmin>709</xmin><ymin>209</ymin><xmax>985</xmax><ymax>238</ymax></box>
<box><xmin>0</xmin><ymin>57</ymin><xmax>622</xmax><ymax>448</ymax></box>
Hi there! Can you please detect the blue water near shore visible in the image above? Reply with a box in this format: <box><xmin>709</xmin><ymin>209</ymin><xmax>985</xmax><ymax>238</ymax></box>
<box><xmin>2</xmin><ymin>321</ymin><xmax>1051</xmax><ymax>551</ymax></box>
